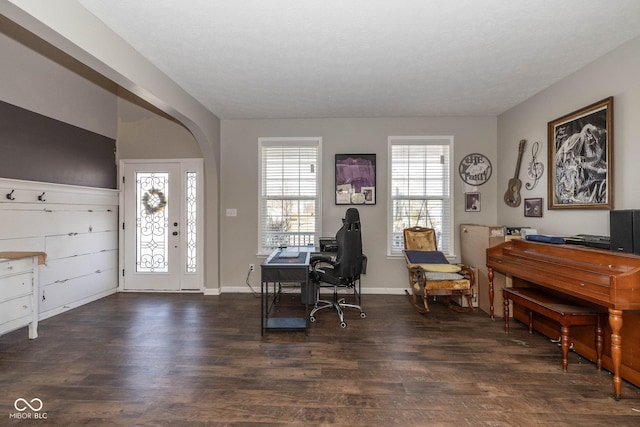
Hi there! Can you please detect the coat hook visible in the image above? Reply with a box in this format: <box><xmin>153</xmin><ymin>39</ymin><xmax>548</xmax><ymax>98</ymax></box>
<box><xmin>38</xmin><ymin>192</ymin><xmax>46</xmax><ymax>202</ymax></box>
<box><xmin>6</xmin><ymin>189</ymin><xmax>15</xmax><ymax>200</ymax></box>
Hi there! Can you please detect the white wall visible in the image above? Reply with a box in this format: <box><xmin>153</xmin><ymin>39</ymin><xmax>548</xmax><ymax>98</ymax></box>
<box><xmin>1</xmin><ymin>14</ymin><xmax>121</xmax><ymax>319</ymax></box>
<box><xmin>3</xmin><ymin>1</ymin><xmax>222</xmax><ymax>291</ymax></box>
<box><xmin>497</xmin><ymin>35</ymin><xmax>640</xmax><ymax>236</ymax></box>
<box><xmin>220</xmin><ymin>116</ymin><xmax>497</xmax><ymax>292</ymax></box>
<box><xmin>0</xmin><ymin>16</ymin><xmax>116</xmax><ymax>138</ymax></box>
<box><xmin>116</xmin><ymin>93</ymin><xmax>202</xmax><ymax>160</ymax></box>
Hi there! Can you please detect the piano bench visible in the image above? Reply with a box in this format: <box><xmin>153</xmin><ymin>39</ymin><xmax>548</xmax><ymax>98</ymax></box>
<box><xmin>502</xmin><ymin>287</ymin><xmax>605</xmax><ymax>372</ymax></box>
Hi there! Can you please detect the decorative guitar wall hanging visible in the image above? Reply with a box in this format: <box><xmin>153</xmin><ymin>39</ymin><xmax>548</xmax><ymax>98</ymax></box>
<box><xmin>525</xmin><ymin>141</ymin><xmax>544</xmax><ymax>190</ymax></box>
<box><xmin>503</xmin><ymin>139</ymin><xmax>526</xmax><ymax>207</ymax></box>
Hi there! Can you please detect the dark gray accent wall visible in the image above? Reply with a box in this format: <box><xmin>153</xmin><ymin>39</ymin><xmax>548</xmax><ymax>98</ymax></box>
<box><xmin>0</xmin><ymin>100</ymin><xmax>116</xmax><ymax>189</ymax></box>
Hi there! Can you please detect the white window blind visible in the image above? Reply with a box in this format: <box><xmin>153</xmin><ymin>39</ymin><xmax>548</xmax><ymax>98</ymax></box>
<box><xmin>388</xmin><ymin>136</ymin><xmax>453</xmax><ymax>256</ymax></box>
<box><xmin>259</xmin><ymin>138</ymin><xmax>321</xmax><ymax>254</ymax></box>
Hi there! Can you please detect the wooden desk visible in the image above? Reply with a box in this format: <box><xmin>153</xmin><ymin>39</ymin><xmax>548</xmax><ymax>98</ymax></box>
<box><xmin>261</xmin><ymin>247</ymin><xmax>312</xmax><ymax>335</ymax></box>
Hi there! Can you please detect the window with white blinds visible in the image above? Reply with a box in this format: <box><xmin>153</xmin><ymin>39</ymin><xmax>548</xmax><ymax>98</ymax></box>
<box><xmin>258</xmin><ymin>137</ymin><xmax>322</xmax><ymax>255</ymax></box>
<box><xmin>388</xmin><ymin>136</ymin><xmax>454</xmax><ymax>256</ymax></box>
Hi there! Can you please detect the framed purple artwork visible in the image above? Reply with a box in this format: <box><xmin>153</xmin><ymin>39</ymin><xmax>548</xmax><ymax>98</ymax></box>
<box><xmin>335</xmin><ymin>154</ymin><xmax>376</xmax><ymax>205</ymax></box>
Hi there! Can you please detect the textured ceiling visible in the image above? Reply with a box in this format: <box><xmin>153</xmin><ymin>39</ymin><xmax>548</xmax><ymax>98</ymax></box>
<box><xmin>78</xmin><ymin>0</ymin><xmax>640</xmax><ymax>120</ymax></box>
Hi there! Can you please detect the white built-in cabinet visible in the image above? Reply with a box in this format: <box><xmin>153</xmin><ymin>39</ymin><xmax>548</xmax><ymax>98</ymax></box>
<box><xmin>0</xmin><ymin>178</ymin><xmax>118</xmax><ymax>324</ymax></box>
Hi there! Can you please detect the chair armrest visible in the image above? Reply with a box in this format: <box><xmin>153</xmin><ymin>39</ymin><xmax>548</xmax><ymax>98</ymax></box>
<box><xmin>408</xmin><ymin>266</ymin><xmax>427</xmax><ymax>288</ymax></box>
<box><xmin>310</xmin><ymin>255</ymin><xmax>335</xmax><ymax>268</ymax></box>
<box><xmin>457</xmin><ymin>264</ymin><xmax>475</xmax><ymax>288</ymax></box>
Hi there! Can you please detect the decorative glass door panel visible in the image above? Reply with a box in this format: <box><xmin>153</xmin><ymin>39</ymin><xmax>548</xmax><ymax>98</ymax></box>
<box><xmin>122</xmin><ymin>160</ymin><xmax>203</xmax><ymax>291</ymax></box>
<box><xmin>186</xmin><ymin>172</ymin><xmax>197</xmax><ymax>273</ymax></box>
<box><xmin>136</xmin><ymin>172</ymin><xmax>170</xmax><ymax>273</ymax></box>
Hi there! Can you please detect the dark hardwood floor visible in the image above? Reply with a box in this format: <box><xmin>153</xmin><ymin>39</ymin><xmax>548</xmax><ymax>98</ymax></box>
<box><xmin>1</xmin><ymin>292</ymin><xmax>640</xmax><ymax>426</ymax></box>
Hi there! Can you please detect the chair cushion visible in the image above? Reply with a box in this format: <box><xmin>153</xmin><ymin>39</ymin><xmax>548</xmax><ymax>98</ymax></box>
<box><xmin>408</xmin><ymin>267</ymin><xmax>470</xmax><ymax>292</ymax></box>
<box><xmin>424</xmin><ymin>272</ymin><xmax>465</xmax><ymax>281</ymax></box>
<box><xmin>404</xmin><ymin>248</ymin><xmax>470</xmax><ymax>294</ymax></box>
<box><xmin>404</xmin><ymin>250</ymin><xmax>448</xmax><ymax>264</ymax></box>
<box><xmin>411</xmin><ymin>276</ymin><xmax>470</xmax><ymax>292</ymax></box>
<box><xmin>404</xmin><ymin>231</ymin><xmax>437</xmax><ymax>250</ymax></box>
<box><xmin>403</xmin><ymin>250</ymin><xmax>462</xmax><ymax>272</ymax></box>
<box><xmin>413</xmin><ymin>263</ymin><xmax>461</xmax><ymax>273</ymax></box>
<box><xmin>422</xmin><ymin>278</ymin><xmax>470</xmax><ymax>291</ymax></box>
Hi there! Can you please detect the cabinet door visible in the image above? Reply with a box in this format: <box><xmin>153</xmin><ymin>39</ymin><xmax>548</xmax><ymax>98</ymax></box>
<box><xmin>0</xmin><ymin>295</ymin><xmax>32</xmax><ymax>331</ymax></box>
<box><xmin>1</xmin><ymin>272</ymin><xmax>32</xmax><ymax>302</ymax></box>
<box><xmin>0</xmin><ymin>257</ymin><xmax>33</xmax><ymax>276</ymax></box>
<box><xmin>460</xmin><ymin>225</ymin><xmax>506</xmax><ymax>316</ymax></box>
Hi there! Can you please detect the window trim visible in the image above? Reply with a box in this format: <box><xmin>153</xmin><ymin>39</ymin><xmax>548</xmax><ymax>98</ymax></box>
<box><xmin>258</xmin><ymin>137</ymin><xmax>322</xmax><ymax>256</ymax></box>
<box><xmin>387</xmin><ymin>135</ymin><xmax>455</xmax><ymax>257</ymax></box>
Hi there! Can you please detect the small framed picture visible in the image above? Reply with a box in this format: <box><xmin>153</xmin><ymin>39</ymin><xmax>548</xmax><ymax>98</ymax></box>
<box><xmin>361</xmin><ymin>187</ymin><xmax>375</xmax><ymax>204</ymax></box>
<box><xmin>524</xmin><ymin>198</ymin><xmax>543</xmax><ymax>217</ymax></box>
<box><xmin>465</xmin><ymin>192</ymin><xmax>481</xmax><ymax>212</ymax></box>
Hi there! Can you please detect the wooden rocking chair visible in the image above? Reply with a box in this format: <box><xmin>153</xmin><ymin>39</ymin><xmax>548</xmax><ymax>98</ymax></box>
<box><xmin>403</xmin><ymin>226</ymin><xmax>475</xmax><ymax>313</ymax></box>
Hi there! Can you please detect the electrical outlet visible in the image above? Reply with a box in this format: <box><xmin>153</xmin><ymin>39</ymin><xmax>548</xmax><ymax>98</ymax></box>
<box><xmin>249</xmin><ymin>264</ymin><xmax>255</xmax><ymax>272</ymax></box>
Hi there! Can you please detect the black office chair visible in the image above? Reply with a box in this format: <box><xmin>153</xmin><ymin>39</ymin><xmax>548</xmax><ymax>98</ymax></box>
<box><xmin>309</xmin><ymin>208</ymin><xmax>367</xmax><ymax>328</ymax></box>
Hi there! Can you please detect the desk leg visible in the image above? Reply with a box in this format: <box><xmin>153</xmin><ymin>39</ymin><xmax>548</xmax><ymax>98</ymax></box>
<box><xmin>488</xmin><ymin>267</ymin><xmax>495</xmax><ymax>320</ymax></box>
<box><xmin>261</xmin><ymin>280</ymin><xmax>265</xmax><ymax>336</ymax></box>
<box><xmin>609</xmin><ymin>308</ymin><xmax>623</xmax><ymax>400</ymax></box>
<box><xmin>304</xmin><ymin>276</ymin><xmax>309</xmax><ymax>336</ymax></box>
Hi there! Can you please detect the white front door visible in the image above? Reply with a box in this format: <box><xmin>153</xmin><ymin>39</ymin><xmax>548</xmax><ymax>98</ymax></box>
<box><xmin>120</xmin><ymin>160</ymin><xmax>203</xmax><ymax>291</ymax></box>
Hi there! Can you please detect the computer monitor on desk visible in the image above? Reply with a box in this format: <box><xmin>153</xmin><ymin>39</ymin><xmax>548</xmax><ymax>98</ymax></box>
<box><xmin>263</xmin><ymin>247</ymin><xmax>310</xmax><ymax>267</ymax></box>
<box><xmin>319</xmin><ymin>237</ymin><xmax>338</xmax><ymax>253</ymax></box>
<box><xmin>276</xmin><ymin>247</ymin><xmax>301</xmax><ymax>259</ymax></box>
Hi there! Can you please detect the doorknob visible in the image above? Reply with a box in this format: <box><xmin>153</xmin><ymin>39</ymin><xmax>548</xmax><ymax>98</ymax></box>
<box><xmin>172</xmin><ymin>231</ymin><xmax>179</xmax><ymax>236</ymax></box>
<box><xmin>174</xmin><ymin>222</ymin><xmax>178</xmax><ymax>226</ymax></box>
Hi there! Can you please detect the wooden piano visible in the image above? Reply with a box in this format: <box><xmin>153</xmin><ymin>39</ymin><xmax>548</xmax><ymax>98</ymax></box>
<box><xmin>486</xmin><ymin>239</ymin><xmax>640</xmax><ymax>399</ymax></box>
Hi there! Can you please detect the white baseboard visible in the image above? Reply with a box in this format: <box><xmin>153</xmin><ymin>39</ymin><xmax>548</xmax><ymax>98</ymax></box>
<box><xmin>203</xmin><ymin>287</ymin><xmax>221</xmax><ymax>296</ymax></box>
<box><xmin>39</xmin><ymin>288</ymin><xmax>117</xmax><ymax>321</ymax></box>
<box><xmin>212</xmin><ymin>285</ymin><xmax>407</xmax><ymax>295</ymax></box>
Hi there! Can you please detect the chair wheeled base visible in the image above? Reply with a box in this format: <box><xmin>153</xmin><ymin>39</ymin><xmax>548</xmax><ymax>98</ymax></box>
<box><xmin>309</xmin><ymin>287</ymin><xmax>366</xmax><ymax>328</ymax></box>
